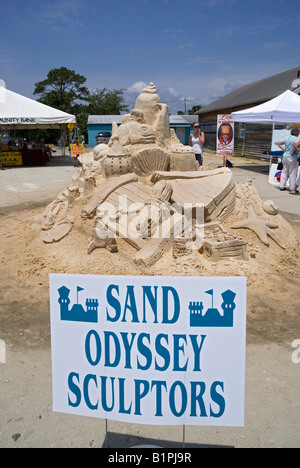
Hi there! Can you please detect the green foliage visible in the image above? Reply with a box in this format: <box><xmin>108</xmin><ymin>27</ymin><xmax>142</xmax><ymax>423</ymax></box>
<box><xmin>188</xmin><ymin>105</ymin><xmax>202</xmax><ymax>115</ymax></box>
<box><xmin>87</xmin><ymin>88</ymin><xmax>128</xmax><ymax>115</ymax></box>
<box><xmin>34</xmin><ymin>67</ymin><xmax>89</xmax><ymax>113</ymax></box>
<box><xmin>33</xmin><ymin>67</ymin><xmax>128</xmax><ymax>141</ymax></box>
<box><xmin>14</xmin><ymin>128</ymin><xmax>60</xmax><ymax>145</ymax></box>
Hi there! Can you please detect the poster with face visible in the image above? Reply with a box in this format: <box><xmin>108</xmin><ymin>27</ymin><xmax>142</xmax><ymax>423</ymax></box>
<box><xmin>217</xmin><ymin>115</ymin><xmax>234</xmax><ymax>156</ymax></box>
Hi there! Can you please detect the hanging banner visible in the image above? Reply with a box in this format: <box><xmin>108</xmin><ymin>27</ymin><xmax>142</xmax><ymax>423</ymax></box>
<box><xmin>217</xmin><ymin>115</ymin><xmax>234</xmax><ymax>157</ymax></box>
<box><xmin>0</xmin><ymin>151</ymin><xmax>23</xmax><ymax>166</ymax></box>
<box><xmin>50</xmin><ymin>274</ymin><xmax>247</xmax><ymax>427</ymax></box>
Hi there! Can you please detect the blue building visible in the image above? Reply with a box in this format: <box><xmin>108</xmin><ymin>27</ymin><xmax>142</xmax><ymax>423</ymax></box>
<box><xmin>87</xmin><ymin>115</ymin><xmax>192</xmax><ymax>147</ymax></box>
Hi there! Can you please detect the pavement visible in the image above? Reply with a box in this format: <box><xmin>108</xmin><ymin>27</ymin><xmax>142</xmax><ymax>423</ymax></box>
<box><xmin>228</xmin><ymin>155</ymin><xmax>300</xmax><ymax>224</ymax></box>
<box><xmin>0</xmin><ymin>151</ymin><xmax>78</xmax><ymax>212</ymax></box>
<box><xmin>0</xmin><ymin>149</ymin><xmax>299</xmax><ymax>222</ymax></box>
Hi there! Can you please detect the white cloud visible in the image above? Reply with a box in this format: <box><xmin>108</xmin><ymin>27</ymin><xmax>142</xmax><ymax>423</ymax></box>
<box><xmin>208</xmin><ymin>77</ymin><xmax>228</xmax><ymax>94</ymax></box>
<box><xmin>168</xmin><ymin>87</ymin><xmax>180</xmax><ymax>97</ymax></box>
<box><xmin>196</xmin><ymin>0</ymin><xmax>237</xmax><ymax>6</ymax></box>
<box><xmin>260</xmin><ymin>41</ymin><xmax>288</xmax><ymax>52</ymax></box>
<box><xmin>37</xmin><ymin>0</ymin><xmax>83</xmax><ymax>29</ymax></box>
<box><xmin>126</xmin><ymin>81</ymin><xmax>148</xmax><ymax>94</ymax></box>
<box><xmin>177</xmin><ymin>42</ymin><xmax>194</xmax><ymax>50</ymax></box>
<box><xmin>181</xmin><ymin>96</ymin><xmax>195</xmax><ymax>102</ymax></box>
<box><xmin>163</xmin><ymin>28</ymin><xmax>184</xmax><ymax>34</ymax></box>
<box><xmin>185</xmin><ymin>55</ymin><xmax>220</xmax><ymax>66</ymax></box>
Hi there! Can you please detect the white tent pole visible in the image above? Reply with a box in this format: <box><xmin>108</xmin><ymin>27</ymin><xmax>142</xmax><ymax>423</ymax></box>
<box><xmin>60</xmin><ymin>125</ymin><xmax>66</xmax><ymax>156</ymax></box>
<box><xmin>270</xmin><ymin>121</ymin><xmax>275</xmax><ymax>171</ymax></box>
<box><xmin>242</xmin><ymin>123</ymin><xmax>246</xmax><ymax>157</ymax></box>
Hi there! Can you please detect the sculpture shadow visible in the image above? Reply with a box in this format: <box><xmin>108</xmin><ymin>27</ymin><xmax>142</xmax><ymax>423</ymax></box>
<box><xmin>232</xmin><ymin>164</ymin><xmax>270</xmax><ymax>174</ymax></box>
<box><xmin>102</xmin><ymin>431</ymin><xmax>234</xmax><ymax>449</ymax></box>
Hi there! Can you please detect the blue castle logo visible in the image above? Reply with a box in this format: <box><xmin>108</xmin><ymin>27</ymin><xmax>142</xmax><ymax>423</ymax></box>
<box><xmin>58</xmin><ymin>286</ymin><xmax>99</xmax><ymax>323</ymax></box>
<box><xmin>189</xmin><ymin>289</ymin><xmax>236</xmax><ymax>327</ymax></box>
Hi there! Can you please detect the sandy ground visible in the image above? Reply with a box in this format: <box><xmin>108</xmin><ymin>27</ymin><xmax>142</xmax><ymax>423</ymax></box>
<box><xmin>0</xmin><ymin>154</ymin><xmax>299</xmax><ymax>448</ymax></box>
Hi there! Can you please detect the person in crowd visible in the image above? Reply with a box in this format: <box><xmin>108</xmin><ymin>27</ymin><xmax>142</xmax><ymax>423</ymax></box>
<box><xmin>37</xmin><ymin>139</ymin><xmax>55</xmax><ymax>161</ymax></box>
<box><xmin>27</xmin><ymin>140</ymin><xmax>36</xmax><ymax>149</ymax></box>
<box><xmin>276</xmin><ymin>128</ymin><xmax>300</xmax><ymax>193</ymax></box>
<box><xmin>289</xmin><ymin>138</ymin><xmax>300</xmax><ymax>194</ymax></box>
<box><xmin>45</xmin><ymin>144</ymin><xmax>53</xmax><ymax>158</ymax></box>
<box><xmin>189</xmin><ymin>122</ymin><xmax>205</xmax><ymax>166</ymax></box>
<box><xmin>293</xmin><ymin>174</ymin><xmax>300</xmax><ymax>194</ymax></box>
<box><xmin>8</xmin><ymin>140</ymin><xmax>16</xmax><ymax>150</ymax></box>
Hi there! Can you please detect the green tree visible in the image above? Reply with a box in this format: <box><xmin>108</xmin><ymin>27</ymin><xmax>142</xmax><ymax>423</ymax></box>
<box><xmin>87</xmin><ymin>88</ymin><xmax>128</xmax><ymax>115</ymax></box>
<box><xmin>34</xmin><ymin>68</ymin><xmax>129</xmax><ymax>143</ymax></box>
<box><xmin>33</xmin><ymin>67</ymin><xmax>89</xmax><ymax>114</ymax></box>
<box><xmin>188</xmin><ymin>105</ymin><xmax>202</xmax><ymax>115</ymax></box>
<box><xmin>77</xmin><ymin>88</ymin><xmax>128</xmax><ymax>140</ymax></box>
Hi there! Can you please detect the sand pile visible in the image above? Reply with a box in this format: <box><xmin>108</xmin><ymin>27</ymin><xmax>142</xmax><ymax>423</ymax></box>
<box><xmin>29</xmin><ymin>175</ymin><xmax>297</xmax><ymax>278</ymax></box>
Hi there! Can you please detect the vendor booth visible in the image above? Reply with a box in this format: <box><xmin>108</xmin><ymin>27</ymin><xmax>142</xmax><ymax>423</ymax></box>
<box><xmin>232</xmin><ymin>89</ymin><xmax>300</xmax><ymax>124</ymax></box>
<box><xmin>0</xmin><ymin>86</ymin><xmax>76</xmax><ymax>166</ymax></box>
<box><xmin>232</xmin><ymin>90</ymin><xmax>300</xmax><ymax>185</ymax></box>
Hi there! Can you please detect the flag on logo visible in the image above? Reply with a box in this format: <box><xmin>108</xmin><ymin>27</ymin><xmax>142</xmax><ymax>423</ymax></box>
<box><xmin>205</xmin><ymin>289</ymin><xmax>213</xmax><ymax>296</ymax></box>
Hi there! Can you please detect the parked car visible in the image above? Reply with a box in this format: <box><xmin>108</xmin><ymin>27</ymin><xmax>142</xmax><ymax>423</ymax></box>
<box><xmin>96</xmin><ymin>131</ymin><xmax>111</xmax><ymax>145</ymax></box>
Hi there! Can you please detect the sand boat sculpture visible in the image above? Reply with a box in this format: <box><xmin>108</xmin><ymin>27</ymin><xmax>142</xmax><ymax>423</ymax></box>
<box><xmin>41</xmin><ymin>83</ymin><xmax>289</xmax><ymax>267</ymax></box>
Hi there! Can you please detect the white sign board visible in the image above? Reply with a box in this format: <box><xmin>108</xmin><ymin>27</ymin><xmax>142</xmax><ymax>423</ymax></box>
<box><xmin>271</xmin><ymin>128</ymin><xmax>290</xmax><ymax>153</ymax></box>
<box><xmin>217</xmin><ymin>114</ymin><xmax>234</xmax><ymax>157</ymax></box>
<box><xmin>269</xmin><ymin>163</ymin><xmax>300</xmax><ymax>186</ymax></box>
<box><xmin>50</xmin><ymin>274</ymin><xmax>247</xmax><ymax>426</ymax></box>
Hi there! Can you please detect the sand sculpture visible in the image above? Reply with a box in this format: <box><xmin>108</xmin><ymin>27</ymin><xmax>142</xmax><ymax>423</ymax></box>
<box><xmin>40</xmin><ymin>82</ymin><xmax>291</xmax><ymax>266</ymax></box>
<box><xmin>231</xmin><ymin>205</ymin><xmax>285</xmax><ymax>248</ymax></box>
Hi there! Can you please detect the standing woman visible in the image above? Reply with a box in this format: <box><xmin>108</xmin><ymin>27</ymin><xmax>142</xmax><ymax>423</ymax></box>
<box><xmin>290</xmin><ymin>138</ymin><xmax>300</xmax><ymax>194</ymax></box>
<box><xmin>190</xmin><ymin>122</ymin><xmax>205</xmax><ymax>166</ymax></box>
<box><xmin>276</xmin><ymin>128</ymin><xmax>300</xmax><ymax>193</ymax></box>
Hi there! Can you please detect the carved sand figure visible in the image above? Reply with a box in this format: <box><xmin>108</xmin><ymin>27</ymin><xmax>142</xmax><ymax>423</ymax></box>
<box><xmin>42</xmin><ymin>215</ymin><xmax>74</xmax><ymax>243</ymax></box>
<box><xmin>231</xmin><ymin>205</ymin><xmax>285</xmax><ymax>249</ymax></box>
<box><xmin>40</xmin><ymin>82</ymin><xmax>292</xmax><ymax>266</ymax></box>
<box><xmin>87</xmin><ymin>219</ymin><xmax>118</xmax><ymax>254</ymax></box>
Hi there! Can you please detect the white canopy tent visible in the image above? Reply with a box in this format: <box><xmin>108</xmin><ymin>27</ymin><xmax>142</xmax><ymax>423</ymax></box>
<box><xmin>0</xmin><ymin>86</ymin><xmax>76</xmax><ymax>129</ymax></box>
<box><xmin>232</xmin><ymin>89</ymin><xmax>300</xmax><ymax>123</ymax></box>
<box><xmin>232</xmin><ymin>89</ymin><xmax>300</xmax><ymax>186</ymax></box>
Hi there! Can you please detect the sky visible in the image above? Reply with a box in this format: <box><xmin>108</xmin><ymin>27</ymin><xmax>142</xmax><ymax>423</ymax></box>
<box><xmin>0</xmin><ymin>0</ymin><xmax>299</xmax><ymax>114</ymax></box>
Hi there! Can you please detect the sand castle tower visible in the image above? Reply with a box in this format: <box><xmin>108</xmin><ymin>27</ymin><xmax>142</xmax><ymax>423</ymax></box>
<box><xmin>135</xmin><ymin>82</ymin><xmax>170</xmax><ymax>146</ymax></box>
